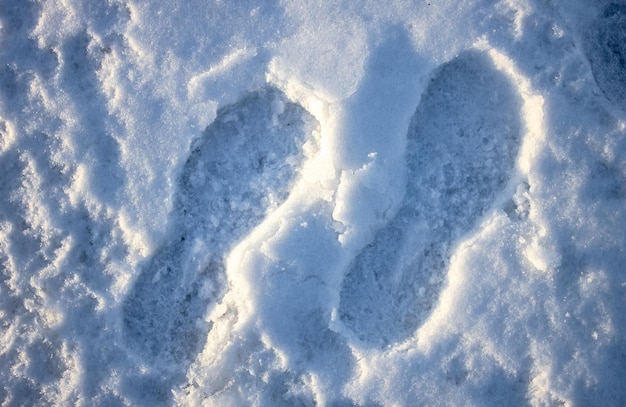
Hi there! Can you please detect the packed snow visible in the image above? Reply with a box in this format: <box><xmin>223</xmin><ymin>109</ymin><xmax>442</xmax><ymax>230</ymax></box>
<box><xmin>1</xmin><ymin>0</ymin><xmax>625</xmax><ymax>405</ymax></box>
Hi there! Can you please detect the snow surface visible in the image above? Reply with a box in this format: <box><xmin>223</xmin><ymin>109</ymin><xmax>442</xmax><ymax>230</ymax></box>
<box><xmin>1</xmin><ymin>0</ymin><xmax>625</xmax><ymax>406</ymax></box>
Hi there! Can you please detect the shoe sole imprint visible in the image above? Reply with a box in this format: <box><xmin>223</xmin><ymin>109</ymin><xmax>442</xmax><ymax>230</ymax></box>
<box><xmin>338</xmin><ymin>50</ymin><xmax>523</xmax><ymax>347</ymax></box>
<box><xmin>122</xmin><ymin>86</ymin><xmax>318</xmax><ymax>365</ymax></box>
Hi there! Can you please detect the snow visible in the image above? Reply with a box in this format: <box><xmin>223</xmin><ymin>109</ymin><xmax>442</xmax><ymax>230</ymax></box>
<box><xmin>1</xmin><ymin>0</ymin><xmax>625</xmax><ymax>406</ymax></box>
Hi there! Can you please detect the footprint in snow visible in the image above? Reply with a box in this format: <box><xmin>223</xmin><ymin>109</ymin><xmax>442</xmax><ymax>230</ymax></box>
<box><xmin>338</xmin><ymin>50</ymin><xmax>523</xmax><ymax>347</ymax></box>
<box><xmin>122</xmin><ymin>86</ymin><xmax>317</xmax><ymax>366</ymax></box>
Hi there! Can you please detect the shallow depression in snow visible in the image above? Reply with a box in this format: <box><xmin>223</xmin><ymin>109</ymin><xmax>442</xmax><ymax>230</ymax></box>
<box><xmin>122</xmin><ymin>86</ymin><xmax>318</xmax><ymax>372</ymax></box>
<box><xmin>339</xmin><ymin>49</ymin><xmax>523</xmax><ymax>348</ymax></box>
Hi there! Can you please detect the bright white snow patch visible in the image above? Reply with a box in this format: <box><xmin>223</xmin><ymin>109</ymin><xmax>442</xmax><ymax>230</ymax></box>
<box><xmin>1</xmin><ymin>0</ymin><xmax>625</xmax><ymax>406</ymax></box>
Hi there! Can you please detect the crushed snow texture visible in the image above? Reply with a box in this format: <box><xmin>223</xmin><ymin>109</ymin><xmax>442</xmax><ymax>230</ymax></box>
<box><xmin>1</xmin><ymin>0</ymin><xmax>626</xmax><ymax>406</ymax></box>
